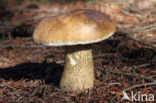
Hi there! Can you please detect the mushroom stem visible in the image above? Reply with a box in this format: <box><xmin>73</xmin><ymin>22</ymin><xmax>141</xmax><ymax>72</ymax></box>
<box><xmin>60</xmin><ymin>45</ymin><xmax>94</xmax><ymax>93</ymax></box>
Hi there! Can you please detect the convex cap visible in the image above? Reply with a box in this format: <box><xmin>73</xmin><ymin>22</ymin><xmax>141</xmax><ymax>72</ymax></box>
<box><xmin>33</xmin><ymin>9</ymin><xmax>116</xmax><ymax>46</ymax></box>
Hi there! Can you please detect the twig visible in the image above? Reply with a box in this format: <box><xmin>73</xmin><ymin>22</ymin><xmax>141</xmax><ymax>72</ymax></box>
<box><xmin>94</xmin><ymin>53</ymin><xmax>114</xmax><ymax>58</ymax></box>
<box><xmin>55</xmin><ymin>60</ymin><xmax>64</xmax><ymax>64</ymax></box>
<box><xmin>0</xmin><ymin>25</ymin><xmax>13</xmax><ymax>30</ymax></box>
<box><xmin>39</xmin><ymin>98</ymin><xmax>46</xmax><ymax>103</ymax></box>
<box><xmin>0</xmin><ymin>14</ymin><xmax>59</xmax><ymax>26</ymax></box>
<box><xmin>0</xmin><ymin>45</ymin><xmax>45</xmax><ymax>50</ymax></box>
<box><xmin>117</xmin><ymin>23</ymin><xmax>156</xmax><ymax>34</ymax></box>
<box><xmin>124</xmin><ymin>82</ymin><xmax>156</xmax><ymax>92</ymax></box>
<box><xmin>105</xmin><ymin>69</ymin><xmax>154</xmax><ymax>82</ymax></box>
<box><xmin>10</xmin><ymin>8</ymin><xmax>65</xmax><ymax>13</ymax></box>
<box><xmin>116</xmin><ymin>28</ymin><xmax>156</xmax><ymax>49</ymax></box>
<box><xmin>121</xmin><ymin>9</ymin><xmax>142</xmax><ymax>18</ymax></box>
<box><xmin>116</xmin><ymin>43</ymin><xmax>156</xmax><ymax>63</ymax></box>
<box><xmin>121</xmin><ymin>9</ymin><xmax>136</xmax><ymax>17</ymax></box>
<box><xmin>127</xmin><ymin>6</ymin><xmax>144</xmax><ymax>14</ymax></box>
<box><xmin>115</xmin><ymin>39</ymin><xmax>127</xmax><ymax>61</ymax></box>
<box><xmin>125</xmin><ymin>35</ymin><xmax>156</xmax><ymax>49</ymax></box>
<box><xmin>40</xmin><ymin>85</ymin><xmax>47</xmax><ymax>99</ymax></box>
<box><xmin>115</xmin><ymin>30</ymin><xmax>156</xmax><ymax>65</ymax></box>
<box><xmin>133</xmin><ymin>23</ymin><xmax>156</xmax><ymax>30</ymax></box>
<box><xmin>0</xmin><ymin>56</ymin><xmax>13</xmax><ymax>64</ymax></box>
<box><xmin>131</xmin><ymin>25</ymin><xmax>156</xmax><ymax>33</ymax></box>
<box><xmin>133</xmin><ymin>63</ymin><xmax>152</xmax><ymax>69</ymax></box>
<box><xmin>110</xmin><ymin>96</ymin><xmax>117</xmax><ymax>103</ymax></box>
<box><xmin>136</xmin><ymin>27</ymin><xmax>156</xmax><ymax>33</ymax></box>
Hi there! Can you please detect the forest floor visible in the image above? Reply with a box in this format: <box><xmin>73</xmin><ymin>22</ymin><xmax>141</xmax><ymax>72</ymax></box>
<box><xmin>0</xmin><ymin>0</ymin><xmax>156</xmax><ymax>103</ymax></box>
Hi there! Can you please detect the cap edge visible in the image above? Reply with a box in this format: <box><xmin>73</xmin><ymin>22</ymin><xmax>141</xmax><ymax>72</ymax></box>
<box><xmin>39</xmin><ymin>31</ymin><xmax>115</xmax><ymax>46</ymax></box>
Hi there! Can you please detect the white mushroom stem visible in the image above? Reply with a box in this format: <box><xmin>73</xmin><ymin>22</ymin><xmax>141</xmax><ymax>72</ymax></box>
<box><xmin>60</xmin><ymin>45</ymin><xmax>94</xmax><ymax>93</ymax></box>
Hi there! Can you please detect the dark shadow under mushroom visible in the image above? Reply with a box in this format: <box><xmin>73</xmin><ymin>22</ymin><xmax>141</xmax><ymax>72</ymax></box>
<box><xmin>0</xmin><ymin>62</ymin><xmax>63</xmax><ymax>86</ymax></box>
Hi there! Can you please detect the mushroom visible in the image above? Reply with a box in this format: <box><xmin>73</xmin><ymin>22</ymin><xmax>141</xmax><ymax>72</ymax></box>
<box><xmin>33</xmin><ymin>9</ymin><xmax>116</xmax><ymax>93</ymax></box>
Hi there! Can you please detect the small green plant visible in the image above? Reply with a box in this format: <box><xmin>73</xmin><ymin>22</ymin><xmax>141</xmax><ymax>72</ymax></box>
<box><xmin>153</xmin><ymin>1</ymin><xmax>156</xmax><ymax>7</ymax></box>
<box><xmin>104</xmin><ymin>0</ymin><xmax>111</xmax><ymax>2</ymax></box>
<box><xmin>30</xmin><ymin>0</ymin><xmax>53</xmax><ymax>5</ymax></box>
<box><xmin>6</xmin><ymin>46</ymin><xmax>13</xmax><ymax>51</ymax></box>
<box><xmin>49</xmin><ymin>0</ymin><xmax>53</xmax><ymax>5</ymax></box>
<box><xmin>16</xmin><ymin>0</ymin><xmax>24</xmax><ymax>5</ymax></box>
<box><xmin>0</xmin><ymin>33</ymin><xmax>8</xmax><ymax>43</ymax></box>
<box><xmin>85</xmin><ymin>0</ymin><xmax>101</xmax><ymax>4</ymax></box>
<box><xmin>58</xmin><ymin>0</ymin><xmax>67</xmax><ymax>3</ymax></box>
<box><xmin>116</xmin><ymin>2</ymin><xmax>124</xmax><ymax>7</ymax></box>
<box><xmin>37</xmin><ymin>0</ymin><xmax>48</xmax><ymax>5</ymax></box>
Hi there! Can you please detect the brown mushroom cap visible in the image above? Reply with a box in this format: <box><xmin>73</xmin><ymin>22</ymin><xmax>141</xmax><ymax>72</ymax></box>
<box><xmin>33</xmin><ymin>9</ymin><xmax>115</xmax><ymax>46</ymax></box>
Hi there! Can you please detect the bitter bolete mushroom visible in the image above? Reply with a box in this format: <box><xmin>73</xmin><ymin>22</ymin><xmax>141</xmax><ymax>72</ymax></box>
<box><xmin>33</xmin><ymin>9</ymin><xmax>116</xmax><ymax>93</ymax></box>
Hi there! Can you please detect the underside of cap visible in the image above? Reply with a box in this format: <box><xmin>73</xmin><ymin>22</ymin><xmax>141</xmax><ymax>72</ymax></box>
<box><xmin>33</xmin><ymin>9</ymin><xmax>116</xmax><ymax>46</ymax></box>
<box><xmin>42</xmin><ymin>32</ymin><xmax>114</xmax><ymax>46</ymax></box>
